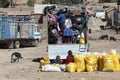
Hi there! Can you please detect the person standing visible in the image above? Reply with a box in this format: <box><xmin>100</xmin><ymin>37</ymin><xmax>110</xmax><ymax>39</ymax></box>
<box><xmin>57</xmin><ymin>9</ymin><xmax>66</xmax><ymax>32</ymax></box>
<box><xmin>63</xmin><ymin>15</ymin><xmax>73</xmax><ymax>43</ymax></box>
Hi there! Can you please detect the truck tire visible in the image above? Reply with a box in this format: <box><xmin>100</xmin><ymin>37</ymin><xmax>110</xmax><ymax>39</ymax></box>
<box><xmin>14</xmin><ymin>41</ymin><xmax>20</xmax><ymax>49</ymax></box>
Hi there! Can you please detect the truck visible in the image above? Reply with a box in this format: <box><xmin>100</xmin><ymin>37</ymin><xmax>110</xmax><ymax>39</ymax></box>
<box><xmin>0</xmin><ymin>16</ymin><xmax>41</xmax><ymax>49</ymax></box>
<box><xmin>105</xmin><ymin>5</ymin><xmax>120</xmax><ymax>33</ymax></box>
<box><xmin>47</xmin><ymin>6</ymin><xmax>89</xmax><ymax>59</ymax></box>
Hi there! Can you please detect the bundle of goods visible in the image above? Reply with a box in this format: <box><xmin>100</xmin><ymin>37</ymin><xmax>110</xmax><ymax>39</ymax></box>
<box><xmin>74</xmin><ymin>54</ymin><xmax>85</xmax><ymax>72</ymax></box>
<box><xmin>40</xmin><ymin>57</ymin><xmax>50</xmax><ymax>68</ymax></box>
<box><xmin>65</xmin><ymin>50</ymin><xmax>120</xmax><ymax>72</ymax></box>
<box><xmin>41</xmin><ymin>64</ymin><xmax>61</xmax><ymax>72</ymax></box>
<box><xmin>66</xmin><ymin>62</ymin><xmax>77</xmax><ymax>72</ymax></box>
<box><xmin>39</xmin><ymin>50</ymin><xmax>120</xmax><ymax>72</ymax></box>
<box><xmin>85</xmin><ymin>54</ymin><xmax>98</xmax><ymax>72</ymax></box>
<box><xmin>39</xmin><ymin>57</ymin><xmax>66</xmax><ymax>72</ymax></box>
<box><xmin>102</xmin><ymin>53</ymin><xmax>120</xmax><ymax>72</ymax></box>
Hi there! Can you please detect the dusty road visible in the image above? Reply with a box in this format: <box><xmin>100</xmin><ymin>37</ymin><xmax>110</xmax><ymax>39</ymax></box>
<box><xmin>0</xmin><ymin>33</ymin><xmax>120</xmax><ymax>80</ymax></box>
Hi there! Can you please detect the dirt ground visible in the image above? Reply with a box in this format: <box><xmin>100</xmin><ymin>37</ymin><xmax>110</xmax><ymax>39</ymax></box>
<box><xmin>1</xmin><ymin>29</ymin><xmax>120</xmax><ymax>80</ymax></box>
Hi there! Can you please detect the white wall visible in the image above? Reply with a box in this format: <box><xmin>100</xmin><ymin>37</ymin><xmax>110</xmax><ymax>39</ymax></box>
<box><xmin>34</xmin><ymin>4</ymin><xmax>54</xmax><ymax>14</ymax></box>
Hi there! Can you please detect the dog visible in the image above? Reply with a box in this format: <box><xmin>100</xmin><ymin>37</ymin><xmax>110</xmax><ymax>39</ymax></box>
<box><xmin>99</xmin><ymin>35</ymin><xmax>108</xmax><ymax>40</ymax></box>
<box><xmin>109</xmin><ymin>36</ymin><xmax>116</xmax><ymax>41</ymax></box>
<box><xmin>11</xmin><ymin>52</ymin><xmax>22</xmax><ymax>63</ymax></box>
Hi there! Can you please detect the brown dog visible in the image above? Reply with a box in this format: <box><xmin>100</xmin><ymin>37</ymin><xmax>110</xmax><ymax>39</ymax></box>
<box><xmin>109</xmin><ymin>36</ymin><xmax>116</xmax><ymax>41</ymax></box>
<box><xmin>99</xmin><ymin>35</ymin><xmax>108</xmax><ymax>40</ymax></box>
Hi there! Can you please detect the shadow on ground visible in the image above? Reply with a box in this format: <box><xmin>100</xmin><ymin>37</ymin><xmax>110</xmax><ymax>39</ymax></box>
<box><xmin>32</xmin><ymin>57</ymin><xmax>44</xmax><ymax>63</ymax></box>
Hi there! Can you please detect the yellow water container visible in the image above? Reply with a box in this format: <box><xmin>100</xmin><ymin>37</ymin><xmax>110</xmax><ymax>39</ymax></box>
<box><xmin>79</xmin><ymin>37</ymin><xmax>85</xmax><ymax>44</ymax></box>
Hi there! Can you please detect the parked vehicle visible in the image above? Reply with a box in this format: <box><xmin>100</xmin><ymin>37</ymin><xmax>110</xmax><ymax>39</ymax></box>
<box><xmin>0</xmin><ymin>16</ymin><xmax>41</xmax><ymax>48</ymax></box>
<box><xmin>47</xmin><ymin>7</ymin><xmax>89</xmax><ymax>59</ymax></box>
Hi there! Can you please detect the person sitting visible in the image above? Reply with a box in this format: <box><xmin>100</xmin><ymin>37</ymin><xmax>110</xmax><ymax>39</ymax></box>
<box><xmin>51</xmin><ymin>55</ymin><xmax>63</xmax><ymax>64</ymax></box>
<box><xmin>65</xmin><ymin>50</ymin><xmax>74</xmax><ymax>64</ymax></box>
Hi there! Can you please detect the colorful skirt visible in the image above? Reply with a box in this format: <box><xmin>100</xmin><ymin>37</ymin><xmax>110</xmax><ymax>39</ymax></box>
<box><xmin>63</xmin><ymin>28</ymin><xmax>73</xmax><ymax>36</ymax></box>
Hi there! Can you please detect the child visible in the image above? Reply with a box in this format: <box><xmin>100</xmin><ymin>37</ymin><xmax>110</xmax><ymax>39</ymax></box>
<box><xmin>51</xmin><ymin>55</ymin><xmax>63</xmax><ymax>64</ymax></box>
<box><xmin>72</xmin><ymin>27</ymin><xmax>79</xmax><ymax>43</ymax></box>
<box><xmin>63</xmin><ymin>15</ymin><xmax>73</xmax><ymax>43</ymax></box>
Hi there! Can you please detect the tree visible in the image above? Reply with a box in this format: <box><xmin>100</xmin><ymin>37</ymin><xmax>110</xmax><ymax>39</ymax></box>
<box><xmin>27</xmin><ymin>0</ymin><xmax>35</xmax><ymax>7</ymax></box>
<box><xmin>111</xmin><ymin>0</ymin><xmax>117</xmax><ymax>2</ymax></box>
<box><xmin>71</xmin><ymin>0</ymin><xmax>79</xmax><ymax>4</ymax></box>
<box><xmin>0</xmin><ymin>0</ymin><xmax>9</xmax><ymax>8</ymax></box>
<box><xmin>100</xmin><ymin>0</ymin><xmax>117</xmax><ymax>2</ymax></box>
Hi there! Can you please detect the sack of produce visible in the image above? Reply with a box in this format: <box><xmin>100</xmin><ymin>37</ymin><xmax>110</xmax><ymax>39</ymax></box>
<box><xmin>112</xmin><ymin>54</ymin><xmax>120</xmax><ymax>71</ymax></box>
<box><xmin>74</xmin><ymin>54</ymin><xmax>85</xmax><ymax>72</ymax></box>
<box><xmin>85</xmin><ymin>54</ymin><xmax>98</xmax><ymax>72</ymax></box>
<box><xmin>40</xmin><ymin>57</ymin><xmax>50</xmax><ymax>68</ymax></box>
<box><xmin>41</xmin><ymin>64</ymin><xmax>61</xmax><ymax>72</ymax></box>
<box><xmin>117</xmin><ymin>53</ymin><xmax>120</xmax><ymax>60</ymax></box>
<box><xmin>97</xmin><ymin>55</ymin><xmax>104</xmax><ymax>71</ymax></box>
<box><xmin>102</xmin><ymin>54</ymin><xmax>114</xmax><ymax>71</ymax></box>
<box><xmin>117</xmin><ymin>53</ymin><xmax>120</xmax><ymax>69</ymax></box>
<box><xmin>43</xmin><ymin>57</ymin><xmax>50</xmax><ymax>62</ymax></box>
<box><xmin>66</xmin><ymin>62</ymin><xmax>77</xmax><ymax>72</ymax></box>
